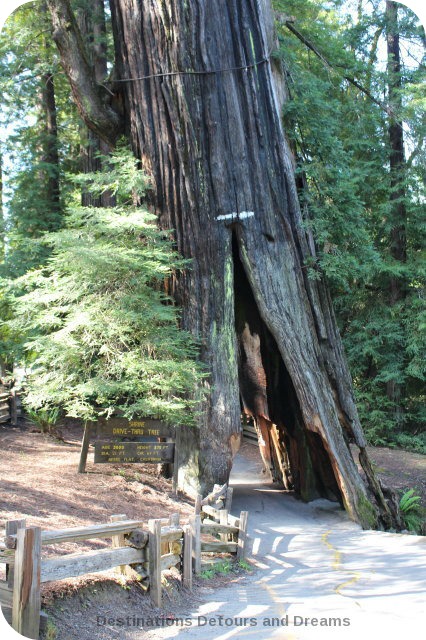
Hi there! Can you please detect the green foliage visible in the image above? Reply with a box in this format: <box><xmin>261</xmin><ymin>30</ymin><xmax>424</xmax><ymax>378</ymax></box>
<box><xmin>0</xmin><ymin>2</ymin><xmax>81</xmax><ymax>278</ymax></box>
<box><xmin>200</xmin><ymin>558</ymin><xmax>252</xmax><ymax>579</ymax></box>
<box><xmin>399</xmin><ymin>489</ymin><xmax>424</xmax><ymax>534</ymax></box>
<box><xmin>200</xmin><ymin>561</ymin><xmax>232</xmax><ymax>579</ymax></box>
<box><xmin>44</xmin><ymin>619</ymin><xmax>58</xmax><ymax>640</ymax></box>
<box><xmin>274</xmin><ymin>0</ymin><xmax>426</xmax><ymax>445</ymax></box>
<box><xmin>25</xmin><ymin>406</ymin><xmax>61</xmax><ymax>434</ymax></box>
<box><xmin>7</xmin><ymin>147</ymin><xmax>204</xmax><ymax>423</ymax></box>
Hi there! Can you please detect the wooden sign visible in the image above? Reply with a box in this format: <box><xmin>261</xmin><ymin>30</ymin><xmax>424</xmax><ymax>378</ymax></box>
<box><xmin>78</xmin><ymin>416</ymin><xmax>180</xmax><ymax>494</ymax></box>
<box><xmin>94</xmin><ymin>441</ymin><xmax>175</xmax><ymax>464</ymax></box>
<box><xmin>96</xmin><ymin>417</ymin><xmax>175</xmax><ymax>439</ymax></box>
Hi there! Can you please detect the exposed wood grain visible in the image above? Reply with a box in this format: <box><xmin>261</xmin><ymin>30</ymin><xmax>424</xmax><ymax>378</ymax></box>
<box><xmin>225</xmin><ymin>487</ymin><xmax>234</xmax><ymax>512</ymax></box>
<box><xmin>5</xmin><ymin>519</ymin><xmax>26</xmax><ymax>550</ymax></box>
<box><xmin>124</xmin><ymin>529</ymin><xmax>149</xmax><ymax>549</ymax></box>
<box><xmin>201</xmin><ymin>484</ymin><xmax>227</xmax><ymax>506</ymax></box>
<box><xmin>5</xmin><ymin>520</ymin><xmax>26</xmax><ymax>594</ymax></box>
<box><xmin>160</xmin><ymin>553</ymin><xmax>181</xmax><ymax>572</ymax></box>
<box><xmin>110</xmin><ymin>514</ymin><xmax>129</xmax><ymax>576</ymax></box>
<box><xmin>41</xmin><ymin>547</ymin><xmax>144</xmax><ymax>583</ymax></box>
<box><xmin>191</xmin><ymin>515</ymin><xmax>201</xmax><ymax>575</ymax></box>
<box><xmin>160</xmin><ymin>527</ymin><xmax>183</xmax><ymax>544</ymax></box>
<box><xmin>195</xmin><ymin>495</ymin><xmax>202</xmax><ymax>515</ymax></box>
<box><xmin>201</xmin><ymin>505</ymin><xmax>220</xmax><ymax>521</ymax></box>
<box><xmin>35</xmin><ymin>520</ymin><xmax>145</xmax><ymax>545</ymax></box>
<box><xmin>237</xmin><ymin>511</ymin><xmax>249</xmax><ymax>560</ymax></box>
<box><xmin>183</xmin><ymin>525</ymin><xmax>193</xmax><ymax>590</ymax></box>
<box><xmin>200</xmin><ymin>523</ymin><xmax>238</xmax><ymax>535</ymax></box>
<box><xmin>12</xmin><ymin>526</ymin><xmax>41</xmax><ymax>639</ymax></box>
<box><xmin>148</xmin><ymin>520</ymin><xmax>162</xmax><ymax>608</ymax></box>
<box><xmin>169</xmin><ymin>513</ymin><xmax>180</xmax><ymax>526</ymax></box>
<box><xmin>219</xmin><ymin>510</ymin><xmax>228</xmax><ymax>543</ymax></box>
<box><xmin>225</xmin><ymin>514</ymin><xmax>240</xmax><ymax>528</ymax></box>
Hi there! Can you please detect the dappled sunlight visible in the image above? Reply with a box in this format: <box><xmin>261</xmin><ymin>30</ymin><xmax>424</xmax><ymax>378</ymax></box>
<box><xmin>142</xmin><ymin>442</ymin><xmax>425</xmax><ymax>639</ymax></box>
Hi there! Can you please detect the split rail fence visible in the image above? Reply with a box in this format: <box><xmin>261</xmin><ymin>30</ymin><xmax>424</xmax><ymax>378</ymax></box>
<box><xmin>0</xmin><ymin>384</ymin><xmax>20</xmax><ymax>425</ymax></box>
<box><xmin>0</xmin><ymin>486</ymin><xmax>248</xmax><ymax>639</ymax></box>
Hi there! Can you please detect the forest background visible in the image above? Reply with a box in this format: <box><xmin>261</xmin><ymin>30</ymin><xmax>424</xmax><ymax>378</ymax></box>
<box><xmin>0</xmin><ymin>0</ymin><xmax>424</xmax><ymax>452</ymax></box>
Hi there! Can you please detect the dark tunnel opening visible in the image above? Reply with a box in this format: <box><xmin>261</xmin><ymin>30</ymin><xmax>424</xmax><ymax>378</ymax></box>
<box><xmin>231</xmin><ymin>231</ymin><xmax>342</xmax><ymax>504</ymax></box>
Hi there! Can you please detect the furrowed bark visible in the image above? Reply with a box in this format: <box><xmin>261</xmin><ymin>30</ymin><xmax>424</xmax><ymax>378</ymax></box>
<box><xmin>46</xmin><ymin>0</ymin><xmax>123</xmax><ymax>146</ymax></box>
<box><xmin>50</xmin><ymin>0</ymin><xmax>399</xmax><ymax>528</ymax></box>
<box><xmin>106</xmin><ymin>0</ymin><xmax>391</xmax><ymax>528</ymax></box>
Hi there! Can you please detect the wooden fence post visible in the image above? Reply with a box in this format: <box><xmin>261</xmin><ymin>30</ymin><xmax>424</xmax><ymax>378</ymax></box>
<box><xmin>237</xmin><ymin>511</ymin><xmax>249</xmax><ymax>560</ymax></box>
<box><xmin>191</xmin><ymin>515</ymin><xmax>201</xmax><ymax>575</ymax></box>
<box><xmin>219</xmin><ymin>509</ymin><xmax>228</xmax><ymax>543</ymax></box>
<box><xmin>225</xmin><ymin>487</ymin><xmax>233</xmax><ymax>512</ymax></box>
<box><xmin>10</xmin><ymin>388</ymin><xmax>18</xmax><ymax>426</ymax></box>
<box><xmin>5</xmin><ymin>519</ymin><xmax>26</xmax><ymax>587</ymax></box>
<box><xmin>169</xmin><ymin>513</ymin><xmax>180</xmax><ymax>527</ymax></box>
<box><xmin>172</xmin><ymin>427</ymin><xmax>180</xmax><ymax>494</ymax></box>
<box><xmin>148</xmin><ymin>519</ymin><xmax>162</xmax><ymax>608</ymax></box>
<box><xmin>169</xmin><ymin>513</ymin><xmax>181</xmax><ymax>559</ymax></box>
<box><xmin>194</xmin><ymin>494</ymin><xmax>202</xmax><ymax>515</ymax></box>
<box><xmin>12</xmin><ymin>526</ymin><xmax>41</xmax><ymax>639</ymax></box>
<box><xmin>110</xmin><ymin>514</ymin><xmax>129</xmax><ymax>576</ymax></box>
<box><xmin>182</xmin><ymin>524</ymin><xmax>193</xmax><ymax>590</ymax></box>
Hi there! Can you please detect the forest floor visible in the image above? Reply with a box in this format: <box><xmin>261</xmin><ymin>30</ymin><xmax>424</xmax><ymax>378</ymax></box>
<box><xmin>354</xmin><ymin>444</ymin><xmax>426</xmax><ymax>508</ymax></box>
<box><xmin>0</xmin><ymin>420</ymin><xmax>425</xmax><ymax>639</ymax></box>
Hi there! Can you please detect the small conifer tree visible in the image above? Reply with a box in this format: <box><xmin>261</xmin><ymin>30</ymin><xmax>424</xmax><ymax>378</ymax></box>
<box><xmin>7</xmin><ymin>146</ymin><xmax>204</xmax><ymax>424</ymax></box>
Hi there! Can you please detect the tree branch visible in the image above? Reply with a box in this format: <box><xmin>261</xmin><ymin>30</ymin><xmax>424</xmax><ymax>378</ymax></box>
<box><xmin>277</xmin><ymin>14</ymin><xmax>393</xmax><ymax>117</ymax></box>
<box><xmin>46</xmin><ymin>0</ymin><xmax>123</xmax><ymax>146</ymax></box>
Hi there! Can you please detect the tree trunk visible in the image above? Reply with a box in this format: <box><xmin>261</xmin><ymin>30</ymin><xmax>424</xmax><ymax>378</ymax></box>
<box><xmin>385</xmin><ymin>0</ymin><xmax>407</xmax><ymax>427</ymax></box>
<box><xmin>76</xmin><ymin>0</ymin><xmax>115</xmax><ymax>208</ymax></box>
<box><xmin>48</xmin><ymin>0</ymin><xmax>399</xmax><ymax>528</ymax></box>
<box><xmin>46</xmin><ymin>0</ymin><xmax>123</xmax><ymax>144</ymax></box>
<box><xmin>40</xmin><ymin>72</ymin><xmax>61</xmax><ymax>217</ymax></box>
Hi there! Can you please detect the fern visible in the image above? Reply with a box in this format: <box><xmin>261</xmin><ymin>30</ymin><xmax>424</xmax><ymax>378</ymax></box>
<box><xmin>399</xmin><ymin>489</ymin><xmax>424</xmax><ymax>534</ymax></box>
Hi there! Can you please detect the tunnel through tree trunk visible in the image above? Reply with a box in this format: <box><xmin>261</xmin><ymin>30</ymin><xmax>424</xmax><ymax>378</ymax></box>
<box><xmin>233</xmin><ymin>231</ymin><xmax>342</xmax><ymax>503</ymax></box>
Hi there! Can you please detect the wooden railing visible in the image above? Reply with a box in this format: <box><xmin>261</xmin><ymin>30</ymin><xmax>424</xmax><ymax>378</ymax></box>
<box><xmin>0</xmin><ymin>486</ymin><xmax>249</xmax><ymax>639</ymax></box>
<box><xmin>0</xmin><ymin>384</ymin><xmax>21</xmax><ymax>425</ymax></box>
<box><xmin>192</xmin><ymin>485</ymin><xmax>249</xmax><ymax>573</ymax></box>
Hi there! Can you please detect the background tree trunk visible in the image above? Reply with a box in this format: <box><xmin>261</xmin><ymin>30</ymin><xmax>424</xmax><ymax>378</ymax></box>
<box><xmin>39</xmin><ymin>72</ymin><xmax>61</xmax><ymax>216</ymax></box>
<box><xmin>385</xmin><ymin>0</ymin><xmax>407</xmax><ymax>428</ymax></box>
<box><xmin>76</xmin><ymin>0</ymin><xmax>115</xmax><ymax>208</ymax></box>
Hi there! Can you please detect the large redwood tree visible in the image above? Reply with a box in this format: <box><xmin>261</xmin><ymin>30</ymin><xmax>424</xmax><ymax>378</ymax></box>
<box><xmin>46</xmin><ymin>0</ymin><xmax>400</xmax><ymax>528</ymax></box>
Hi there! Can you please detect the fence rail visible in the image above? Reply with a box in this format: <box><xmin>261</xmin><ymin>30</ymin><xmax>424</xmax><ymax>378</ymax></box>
<box><xmin>0</xmin><ymin>384</ymin><xmax>21</xmax><ymax>425</ymax></box>
<box><xmin>0</xmin><ymin>484</ymin><xmax>248</xmax><ymax>639</ymax></box>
